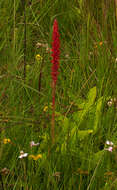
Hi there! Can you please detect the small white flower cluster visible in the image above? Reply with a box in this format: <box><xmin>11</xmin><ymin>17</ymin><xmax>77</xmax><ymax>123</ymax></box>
<box><xmin>36</xmin><ymin>42</ymin><xmax>51</xmax><ymax>53</ymax></box>
<box><xmin>107</xmin><ymin>99</ymin><xmax>113</xmax><ymax>107</ymax></box>
<box><xmin>105</xmin><ymin>140</ymin><xmax>114</xmax><ymax>152</ymax></box>
<box><xmin>18</xmin><ymin>141</ymin><xmax>39</xmax><ymax>159</ymax></box>
<box><xmin>107</xmin><ymin>98</ymin><xmax>117</xmax><ymax>108</ymax></box>
<box><xmin>30</xmin><ymin>141</ymin><xmax>39</xmax><ymax>147</ymax></box>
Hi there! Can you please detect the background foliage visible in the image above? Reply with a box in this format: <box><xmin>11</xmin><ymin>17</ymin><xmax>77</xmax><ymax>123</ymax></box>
<box><xmin>0</xmin><ymin>0</ymin><xmax>117</xmax><ymax>189</ymax></box>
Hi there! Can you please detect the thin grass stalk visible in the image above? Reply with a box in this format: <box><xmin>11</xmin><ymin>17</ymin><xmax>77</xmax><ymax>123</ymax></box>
<box><xmin>115</xmin><ymin>0</ymin><xmax>117</xmax><ymax>22</ymax></box>
<box><xmin>87</xmin><ymin>151</ymin><xmax>104</xmax><ymax>190</ymax></box>
<box><xmin>21</xmin><ymin>0</ymin><xmax>26</xmax><ymax>81</ymax></box>
<box><xmin>13</xmin><ymin>0</ymin><xmax>16</xmax><ymax>53</ymax></box>
<box><xmin>38</xmin><ymin>57</ymin><xmax>44</xmax><ymax>96</ymax></box>
<box><xmin>21</xmin><ymin>0</ymin><xmax>27</xmax><ymax>118</ymax></box>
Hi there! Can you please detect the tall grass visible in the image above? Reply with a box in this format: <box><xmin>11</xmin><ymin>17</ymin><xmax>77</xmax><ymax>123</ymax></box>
<box><xmin>0</xmin><ymin>0</ymin><xmax>116</xmax><ymax>189</ymax></box>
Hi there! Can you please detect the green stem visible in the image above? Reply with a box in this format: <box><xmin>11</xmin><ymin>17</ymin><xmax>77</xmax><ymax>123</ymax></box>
<box><xmin>51</xmin><ymin>81</ymin><xmax>56</xmax><ymax>144</ymax></box>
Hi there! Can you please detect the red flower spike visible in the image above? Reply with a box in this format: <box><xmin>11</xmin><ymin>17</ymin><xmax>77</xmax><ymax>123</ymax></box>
<box><xmin>50</xmin><ymin>19</ymin><xmax>60</xmax><ymax>145</ymax></box>
<box><xmin>51</xmin><ymin>19</ymin><xmax>60</xmax><ymax>85</ymax></box>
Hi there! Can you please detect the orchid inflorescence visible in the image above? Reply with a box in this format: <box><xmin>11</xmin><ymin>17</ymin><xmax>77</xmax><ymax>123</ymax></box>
<box><xmin>51</xmin><ymin>19</ymin><xmax>60</xmax><ymax>144</ymax></box>
<box><xmin>51</xmin><ymin>19</ymin><xmax>60</xmax><ymax>85</ymax></box>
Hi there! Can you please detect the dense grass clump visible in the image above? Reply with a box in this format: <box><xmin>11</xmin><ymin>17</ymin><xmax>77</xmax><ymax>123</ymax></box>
<box><xmin>0</xmin><ymin>0</ymin><xmax>117</xmax><ymax>189</ymax></box>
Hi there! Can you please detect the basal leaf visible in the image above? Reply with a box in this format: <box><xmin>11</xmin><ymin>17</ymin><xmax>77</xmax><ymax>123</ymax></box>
<box><xmin>78</xmin><ymin>129</ymin><xmax>93</xmax><ymax>140</ymax></box>
<box><xmin>87</xmin><ymin>86</ymin><xmax>97</xmax><ymax>106</ymax></box>
<box><xmin>74</xmin><ymin>86</ymin><xmax>97</xmax><ymax>125</ymax></box>
<box><xmin>93</xmin><ymin>97</ymin><xmax>103</xmax><ymax>133</ymax></box>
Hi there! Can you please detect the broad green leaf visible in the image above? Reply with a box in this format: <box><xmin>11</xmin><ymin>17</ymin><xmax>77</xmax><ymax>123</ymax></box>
<box><xmin>55</xmin><ymin>112</ymin><xmax>69</xmax><ymax>133</ymax></box>
<box><xmin>63</xmin><ymin>117</ymin><xmax>69</xmax><ymax>132</ymax></box>
<box><xmin>79</xmin><ymin>0</ymin><xmax>83</xmax><ymax>8</ymax></box>
<box><xmin>94</xmin><ymin>97</ymin><xmax>103</xmax><ymax>133</ymax></box>
<box><xmin>71</xmin><ymin>127</ymin><xmax>76</xmax><ymax>138</ymax></box>
<box><xmin>0</xmin><ymin>40</ymin><xmax>6</xmax><ymax>51</ymax></box>
<box><xmin>73</xmin><ymin>7</ymin><xmax>81</xmax><ymax>15</ymax></box>
<box><xmin>93</xmin><ymin>150</ymin><xmax>104</xmax><ymax>163</ymax></box>
<box><xmin>73</xmin><ymin>87</ymin><xmax>97</xmax><ymax>125</ymax></box>
<box><xmin>61</xmin><ymin>142</ymin><xmax>66</xmax><ymax>153</ymax></box>
<box><xmin>74</xmin><ymin>98</ymin><xmax>86</xmax><ymax>109</ymax></box>
<box><xmin>81</xmin><ymin>86</ymin><xmax>96</xmax><ymax>115</ymax></box>
<box><xmin>89</xmin><ymin>150</ymin><xmax>104</xmax><ymax>171</ymax></box>
<box><xmin>78</xmin><ymin>129</ymin><xmax>93</xmax><ymax>140</ymax></box>
<box><xmin>70</xmin><ymin>127</ymin><xmax>77</xmax><ymax>144</ymax></box>
<box><xmin>87</xmin><ymin>86</ymin><xmax>97</xmax><ymax>105</ymax></box>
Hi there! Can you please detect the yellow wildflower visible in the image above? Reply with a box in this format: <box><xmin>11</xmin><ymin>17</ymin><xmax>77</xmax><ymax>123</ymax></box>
<box><xmin>43</xmin><ymin>106</ymin><xmax>48</xmax><ymax>112</ymax></box>
<box><xmin>94</xmin><ymin>41</ymin><xmax>103</xmax><ymax>49</ymax></box>
<box><xmin>3</xmin><ymin>138</ymin><xmax>11</xmax><ymax>144</ymax></box>
<box><xmin>35</xmin><ymin>54</ymin><xmax>43</xmax><ymax>61</ymax></box>
<box><xmin>29</xmin><ymin>154</ymin><xmax>42</xmax><ymax>161</ymax></box>
<box><xmin>99</xmin><ymin>41</ymin><xmax>103</xmax><ymax>46</ymax></box>
<box><xmin>94</xmin><ymin>45</ymin><xmax>98</xmax><ymax>49</ymax></box>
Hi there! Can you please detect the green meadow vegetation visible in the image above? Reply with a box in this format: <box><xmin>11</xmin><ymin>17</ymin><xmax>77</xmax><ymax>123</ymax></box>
<box><xmin>0</xmin><ymin>0</ymin><xmax>117</xmax><ymax>189</ymax></box>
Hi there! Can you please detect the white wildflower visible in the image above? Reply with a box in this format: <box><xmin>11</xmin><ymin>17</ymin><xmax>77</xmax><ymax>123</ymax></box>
<box><xmin>30</xmin><ymin>141</ymin><xmax>39</xmax><ymax>147</ymax></box>
<box><xmin>19</xmin><ymin>151</ymin><xmax>28</xmax><ymax>159</ymax></box>
<box><xmin>106</xmin><ymin>140</ymin><xmax>114</xmax><ymax>146</ymax></box>
<box><xmin>105</xmin><ymin>146</ymin><xmax>113</xmax><ymax>152</ymax></box>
